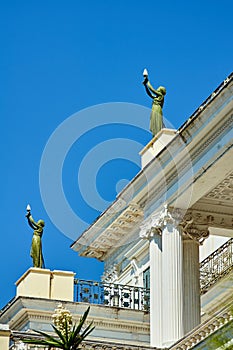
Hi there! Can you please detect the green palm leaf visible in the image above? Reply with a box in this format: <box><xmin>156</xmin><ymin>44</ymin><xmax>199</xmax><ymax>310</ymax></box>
<box><xmin>24</xmin><ymin>328</ymin><xmax>64</xmax><ymax>347</ymax></box>
<box><xmin>51</xmin><ymin>323</ymin><xmax>67</xmax><ymax>343</ymax></box>
<box><xmin>23</xmin><ymin>306</ymin><xmax>95</xmax><ymax>350</ymax></box>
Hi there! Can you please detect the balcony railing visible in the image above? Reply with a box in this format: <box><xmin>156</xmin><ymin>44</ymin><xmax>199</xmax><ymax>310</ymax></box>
<box><xmin>72</xmin><ymin>239</ymin><xmax>233</xmax><ymax>310</ymax></box>
<box><xmin>74</xmin><ymin>279</ymin><xmax>150</xmax><ymax>311</ymax></box>
<box><xmin>200</xmin><ymin>238</ymin><xmax>233</xmax><ymax>294</ymax></box>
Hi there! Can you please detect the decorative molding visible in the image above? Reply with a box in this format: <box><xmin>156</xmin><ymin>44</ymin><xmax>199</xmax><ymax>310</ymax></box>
<box><xmin>82</xmin><ymin>203</ymin><xmax>143</xmax><ymax>260</ymax></box>
<box><xmin>140</xmin><ymin>112</ymin><xmax>233</xmax><ymax>212</ymax></box>
<box><xmin>205</xmin><ymin>171</ymin><xmax>233</xmax><ymax>202</ymax></box>
<box><xmin>169</xmin><ymin>303</ymin><xmax>233</xmax><ymax>350</ymax></box>
<box><xmin>180</xmin><ymin>212</ymin><xmax>209</xmax><ymax>245</ymax></box>
<box><xmin>130</xmin><ymin>258</ymin><xmax>140</xmax><ymax>284</ymax></box>
<box><xmin>184</xmin><ymin>209</ymin><xmax>233</xmax><ymax>230</ymax></box>
<box><xmin>12</xmin><ymin>337</ymin><xmax>152</xmax><ymax>350</ymax></box>
<box><xmin>140</xmin><ymin>205</ymin><xmax>183</xmax><ymax>239</ymax></box>
<box><xmin>9</xmin><ymin>307</ymin><xmax>149</xmax><ymax>337</ymax></box>
<box><xmin>102</xmin><ymin>264</ymin><xmax>120</xmax><ymax>283</ymax></box>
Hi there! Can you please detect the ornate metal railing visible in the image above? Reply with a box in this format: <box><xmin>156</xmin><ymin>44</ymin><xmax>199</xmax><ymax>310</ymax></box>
<box><xmin>200</xmin><ymin>238</ymin><xmax>233</xmax><ymax>294</ymax></box>
<box><xmin>74</xmin><ymin>279</ymin><xmax>150</xmax><ymax>311</ymax></box>
<box><xmin>73</xmin><ymin>240</ymin><xmax>233</xmax><ymax>310</ymax></box>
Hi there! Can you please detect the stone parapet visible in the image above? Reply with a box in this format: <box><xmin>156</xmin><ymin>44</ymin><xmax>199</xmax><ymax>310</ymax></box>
<box><xmin>15</xmin><ymin>268</ymin><xmax>75</xmax><ymax>301</ymax></box>
<box><xmin>139</xmin><ymin>128</ymin><xmax>176</xmax><ymax>168</ymax></box>
<box><xmin>0</xmin><ymin>324</ymin><xmax>10</xmax><ymax>350</ymax></box>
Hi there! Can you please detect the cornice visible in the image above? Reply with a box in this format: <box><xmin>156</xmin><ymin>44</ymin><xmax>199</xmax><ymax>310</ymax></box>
<box><xmin>12</xmin><ymin>332</ymin><xmax>153</xmax><ymax>350</ymax></box>
<box><xmin>184</xmin><ymin>207</ymin><xmax>233</xmax><ymax>231</ymax></box>
<box><xmin>78</xmin><ymin>203</ymin><xmax>143</xmax><ymax>260</ymax></box>
<box><xmin>140</xmin><ymin>111</ymin><xmax>233</xmax><ymax>212</ymax></box>
<box><xmin>72</xmin><ymin>75</ymin><xmax>233</xmax><ymax>258</ymax></box>
<box><xmin>169</xmin><ymin>302</ymin><xmax>233</xmax><ymax>350</ymax></box>
<box><xmin>8</xmin><ymin>305</ymin><xmax>150</xmax><ymax>335</ymax></box>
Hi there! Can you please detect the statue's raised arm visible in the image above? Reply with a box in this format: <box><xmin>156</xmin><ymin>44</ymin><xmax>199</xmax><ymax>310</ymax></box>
<box><xmin>26</xmin><ymin>205</ymin><xmax>45</xmax><ymax>268</ymax></box>
<box><xmin>143</xmin><ymin>69</ymin><xmax>166</xmax><ymax>137</ymax></box>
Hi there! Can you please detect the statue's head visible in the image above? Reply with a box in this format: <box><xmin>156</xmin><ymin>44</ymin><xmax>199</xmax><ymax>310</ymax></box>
<box><xmin>158</xmin><ymin>86</ymin><xmax>166</xmax><ymax>95</ymax></box>
<box><xmin>37</xmin><ymin>219</ymin><xmax>45</xmax><ymax>227</ymax></box>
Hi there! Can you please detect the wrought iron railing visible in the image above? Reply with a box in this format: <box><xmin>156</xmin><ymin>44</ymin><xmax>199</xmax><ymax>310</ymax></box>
<box><xmin>200</xmin><ymin>238</ymin><xmax>233</xmax><ymax>294</ymax></box>
<box><xmin>74</xmin><ymin>240</ymin><xmax>233</xmax><ymax>309</ymax></box>
<box><xmin>74</xmin><ymin>279</ymin><xmax>150</xmax><ymax>311</ymax></box>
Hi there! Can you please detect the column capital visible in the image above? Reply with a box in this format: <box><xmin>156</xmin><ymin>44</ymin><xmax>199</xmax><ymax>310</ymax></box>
<box><xmin>180</xmin><ymin>212</ymin><xmax>209</xmax><ymax>245</ymax></box>
<box><xmin>140</xmin><ymin>205</ymin><xmax>184</xmax><ymax>239</ymax></box>
<box><xmin>139</xmin><ymin>221</ymin><xmax>161</xmax><ymax>239</ymax></box>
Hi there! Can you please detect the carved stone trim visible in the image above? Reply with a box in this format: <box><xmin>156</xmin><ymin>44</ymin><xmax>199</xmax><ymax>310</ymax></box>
<box><xmin>169</xmin><ymin>303</ymin><xmax>233</xmax><ymax>350</ymax></box>
<box><xmin>140</xmin><ymin>113</ymin><xmax>233</xmax><ymax>211</ymax></box>
<box><xmin>12</xmin><ymin>337</ymin><xmax>153</xmax><ymax>350</ymax></box>
<box><xmin>11</xmin><ymin>308</ymin><xmax>150</xmax><ymax>336</ymax></box>
<box><xmin>140</xmin><ymin>205</ymin><xmax>184</xmax><ymax>240</ymax></box>
<box><xmin>102</xmin><ymin>264</ymin><xmax>120</xmax><ymax>283</ymax></box>
<box><xmin>180</xmin><ymin>212</ymin><xmax>209</xmax><ymax>245</ymax></box>
<box><xmin>81</xmin><ymin>203</ymin><xmax>143</xmax><ymax>260</ymax></box>
<box><xmin>204</xmin><ymin>171</ymin><xmax>233</xmax><ymax>202</ymax></box>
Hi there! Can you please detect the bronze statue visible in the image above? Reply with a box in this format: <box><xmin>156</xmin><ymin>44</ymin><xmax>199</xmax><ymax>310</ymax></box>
<box><xmin>143</xmin><ymin>69</ymin><xmax>166</xmax><ymax>137</ymax></box>
<box><xmin>26</xmin><ymin>205</ymin><xmax>45</xmax><ymax>268</ymax></box>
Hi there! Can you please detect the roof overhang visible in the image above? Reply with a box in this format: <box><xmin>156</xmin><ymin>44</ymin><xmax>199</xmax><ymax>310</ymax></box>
<box><xmin>71</xmin><ymin>73</ymin><xmax>233</xmax><ymax>260</ymax></box>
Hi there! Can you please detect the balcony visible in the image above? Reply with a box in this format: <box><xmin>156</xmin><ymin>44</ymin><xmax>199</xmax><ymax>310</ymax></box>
<box><xmin>200</xmin><ymin>238</ymin><xmax>233</xmax><ymax>294</ymax></box>
<box><xmin>73</xmin><ymin>239</ymin><xmax>233</xmax><ymax>311</ymax></box>
<box><xmin>74</xmin><ymin>279</ymin><xmax>150</xmax><ymax>311</ymax></box>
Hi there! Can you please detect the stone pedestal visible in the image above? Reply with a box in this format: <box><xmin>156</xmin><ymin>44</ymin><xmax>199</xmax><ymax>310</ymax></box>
<box><xmin>16</xmin><ymin>268</ymin><xmax>75</xmax><ymax>301</ymax></box>
<box><xmin>16</xmin><ymin>268</ymin><xmax>51</xmax><ymax>299</ymax></box>
<box><xmin>139</xmin><ymin>129</ymin><xmax>176</xmax><ymax>168</ymax></box>
<box><xmin>50</xmin><ymin>270</ymin><xmax>75</xmax><ymax>301</ymax></box>
<box><xmin>0</xmin><ymin>324</ymin><xmax>10</xmax><ymax>350</ymax></box>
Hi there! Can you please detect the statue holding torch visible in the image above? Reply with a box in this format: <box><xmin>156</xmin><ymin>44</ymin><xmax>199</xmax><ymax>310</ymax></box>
<box><xmin>143</xmin><ymin>69</ymin><xmax>166</xmax><ymax>137</ymax></box>
<box><xmin>26</xmin><ymin>205</ymin><xmax>45</xmax><ymax>268</ymax></box>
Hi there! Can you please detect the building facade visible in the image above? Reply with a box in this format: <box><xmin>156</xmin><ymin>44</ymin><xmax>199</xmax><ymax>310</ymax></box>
<box><xmin>1</xmin><ymin>73</ymin><xmax>233</xmax><ymax>349</ymax></box>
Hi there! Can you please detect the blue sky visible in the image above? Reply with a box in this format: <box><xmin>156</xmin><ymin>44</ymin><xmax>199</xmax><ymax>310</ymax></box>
<box><xmin>1</xmin><ymin>0</ymin><xmax>232</xmax><ymax>308</ymax></box>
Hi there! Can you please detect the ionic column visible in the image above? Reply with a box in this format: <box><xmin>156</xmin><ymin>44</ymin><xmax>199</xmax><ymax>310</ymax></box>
<box><xmin>140</xmin><ymin>220</ymin><xmax>163</xmax><ymax>348</ymax></box>
<box><xmin>161</xmin><ymin>209</ymin><xmax>184</xmax><ymax>347</ymax></box>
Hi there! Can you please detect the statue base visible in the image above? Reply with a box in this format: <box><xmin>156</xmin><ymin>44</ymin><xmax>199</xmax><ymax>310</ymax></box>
<box><xmin>0</xmin><ymin>325</ymin><xmax>10</xmax><ymax>350</ymax></box>
<box><xmin>139</xmin><ymin>128</ymin><xmax>176</xmax><ymax>168</ymax></box>
<box><xmin>15</xmin><ymin>268</ymin><xmax>75</xmax><ymax>301</ymax></box>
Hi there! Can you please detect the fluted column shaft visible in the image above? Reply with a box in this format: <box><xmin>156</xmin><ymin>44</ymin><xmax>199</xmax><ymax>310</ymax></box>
<box><xmin>162</xmin><ymin>223</ymin><xmax>184</xmax><ymax>347</ymax></box>
<box><xmin>150</xmin><ymin>232</ymin><xmax>162</xmax><ymax>347</ymax></box>
<box><xmin>183</xmin><ymin>238</ymin><xmax>200</xmax><ymax>334</ymax></box>
<box><xmin>140</xmin><ymin>206</ymin><xmax>209</xmax><ymax>349</ymax></box>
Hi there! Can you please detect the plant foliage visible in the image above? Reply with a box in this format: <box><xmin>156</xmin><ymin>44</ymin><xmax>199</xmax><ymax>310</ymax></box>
<box><xmin>23</xmin><ymin>306</ymin><xmax>95</xmax><ymax>350</ymax></box>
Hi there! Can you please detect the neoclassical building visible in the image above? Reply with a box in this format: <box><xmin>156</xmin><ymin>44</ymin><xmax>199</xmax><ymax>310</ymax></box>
<box><xmin>1</xmin><ymin>72</ymin><xmax>233</xmax><ymax>350</ymax></box>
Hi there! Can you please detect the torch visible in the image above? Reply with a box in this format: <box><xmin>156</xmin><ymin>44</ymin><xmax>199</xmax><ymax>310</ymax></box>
<box><xmin>143</xmin><ymin>68</ymin><xmax>148</xmax><ymax>84</ymax></box>
<box><xmin>26</xmin><ymin>204</ymin><xmax>31</xmax><ymax>217</ymax></box>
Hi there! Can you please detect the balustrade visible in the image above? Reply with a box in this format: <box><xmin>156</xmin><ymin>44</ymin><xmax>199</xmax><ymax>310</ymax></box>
<box><xmin>200</xmin><ymin>238</ymin><xmax>233</xmax><ymax>294</ymax></box>
<box><xmin>74</xmin><ymin>279</ymin><xmax>150</xmax><ymax>311</ymax></box>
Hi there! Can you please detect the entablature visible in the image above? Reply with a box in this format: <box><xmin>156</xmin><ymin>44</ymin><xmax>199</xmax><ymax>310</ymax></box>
<box><xmin>75</xmin><ymin>203</ymin><xmax>143</xmax><ymax>261</ymax></box>
<box><xmin>71</xmin><ymin>74</ymin><xmax>233</xmax><ymax>260</ymax></box>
